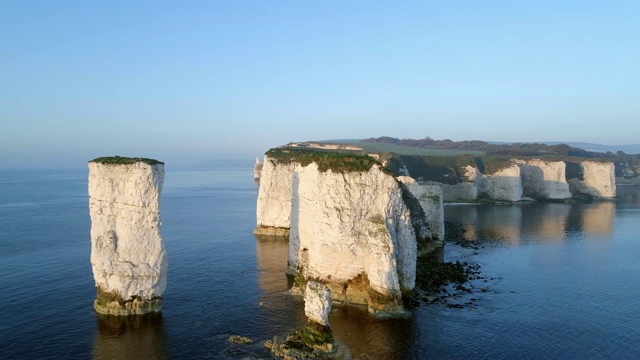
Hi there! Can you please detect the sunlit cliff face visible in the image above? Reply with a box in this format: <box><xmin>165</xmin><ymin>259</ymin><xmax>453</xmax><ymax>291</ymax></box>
<box><xmin>88</xmin><ymin>161</ymin><xmax>167</xmax><ymax>315</ymax></box>
<box><xmin>255</xmin><ymin>154</ymin><xmax>433</xmax><ymax>313</ymax></box>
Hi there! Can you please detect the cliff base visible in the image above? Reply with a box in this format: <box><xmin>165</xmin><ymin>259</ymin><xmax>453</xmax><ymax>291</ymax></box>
<box><xmin>94</xmin><ymin>288</ymin><xmax>163</xmax><ymax>315</ymax></box>
<box><xmin>253</xmin><ymin>226</ymin><xmax>290</xmax><ymax>237</ymax></box>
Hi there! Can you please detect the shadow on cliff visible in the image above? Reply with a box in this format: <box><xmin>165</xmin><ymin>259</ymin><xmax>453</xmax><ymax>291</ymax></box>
<box><xmin>289</xmin><ymin>171</ymin><xmax>301</xmax><ymax>272</ymax></box>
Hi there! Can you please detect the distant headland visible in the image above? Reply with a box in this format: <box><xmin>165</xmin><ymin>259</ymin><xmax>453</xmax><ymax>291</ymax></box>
<box><xmin>253</xmin><ymin>136</ymin><xmax>637</xmax><ymax>314</ymax></box>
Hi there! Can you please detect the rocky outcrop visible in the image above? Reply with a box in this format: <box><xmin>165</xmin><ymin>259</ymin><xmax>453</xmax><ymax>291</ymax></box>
<box><xmin>431</xmin><ymin>164</ymin><xmax>523</xmax><ymax>203</ymax></box>
<box><xmin>437</xmin><ymin>166</ymin><xmax>479</xmax><ymax>202</ymax></box>
<box><xmin>265</xmin><ymin>278</ymin><xmax>338</xmax><ymax>359</ymax></box>
<box><xmin>567</xmin><ymin>161</ymin><xmax>616</xmax><ymax>198</ymax></box>
<box><xmin>88</xmin><ymin>157</ymin><xmax>167</xmax><ymax>315</ymax></box>
<box><xmin>478</xmin><ymin>164</ymin><xmax>522</xmax><ymax>202</ymax></box>
<box><xmin>397</xmin><ymin>176</ymin><xmax>444</xmax><ymax>242</ymax></box>
<box><xmin>304</xmin><ymin>281</ymin><xmax>332</xmax><ymax>327</ymax></box>
<box><xmin>515</xmin><ymin>159</ymin><xmax>572</xmax><ymax>199</ymax></box>
<box><xmin>254</xmin><ymin>156</ymin><xmax>295</xmax><ymax>236</ymax></box>
<box><xmin>388</xmin><ymin>154</ymin><xmax>616</xmax><ymax>202</ymax></box>
<box><xmin>256</xmin><ymin>149</ymin><xmax>433</xmax><ymax>313</ymax></box>
<box><xmin>289</xmin><ymin>163</ymin><xmax>430</xmax><ymax>313</ymax></box>
<box><xmin>616</xmin><ymin>162</ymin><xmax>640</xmax><ymax>185</ymax></box>
<box><xmin>253</xmin><ymin>157</ymin><xmax>263</xmax><ymax>182</ymax></box>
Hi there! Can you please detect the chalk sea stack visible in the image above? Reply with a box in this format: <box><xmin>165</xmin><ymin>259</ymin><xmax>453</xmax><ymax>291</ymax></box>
<box><xmin>304</xmin><ymin>281</ymin><xmax>332</xmax><ymax>327</ymax></box>
<box><xmin>264</xmin><ymin>281</ymin><xmax>338</xmax><ymax>358</ymax></box>
<box><xmin>88</xmin><ymin>156</ymin><xmax>167</xmax><ymax>315</ymax></box>
<box><xmin>256</xmin><ymin>148</ymin><xmax>436</xmax><ymax>313</ymax></box>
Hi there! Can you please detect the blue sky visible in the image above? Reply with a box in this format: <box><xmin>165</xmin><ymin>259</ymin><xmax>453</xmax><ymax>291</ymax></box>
<box><xmin>1</xmin><ymin>1</ymin><xmax>638</xmax><ymax>168</ymax></box>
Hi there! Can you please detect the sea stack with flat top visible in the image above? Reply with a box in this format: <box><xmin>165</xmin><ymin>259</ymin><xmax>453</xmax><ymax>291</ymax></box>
<box><xmin>88</xmin><ymin>156</ymin><xmax>167</xmax><ymax>315</ymax></box>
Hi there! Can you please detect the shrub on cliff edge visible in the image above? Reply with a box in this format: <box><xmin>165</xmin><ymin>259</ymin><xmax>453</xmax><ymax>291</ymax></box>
<box><xmin>90</xmin><ymin>156</ymin><xmax>164</xmax><ymax>165</ymax></box>
<box><xmin>266</xmin><ymin>148</ymin><xmax>380</xmax><ymax>173</ymax></box>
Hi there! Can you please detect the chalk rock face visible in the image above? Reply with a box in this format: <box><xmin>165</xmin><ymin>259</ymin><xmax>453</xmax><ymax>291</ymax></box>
<box><xmin>88</xmin><ymin>161</ymin><xmax>167</xmax><ymax>315</ymax></box>
<box><xmin>616</xmin><ymin>162</ymin><xmax>640</xmax><ymax>185</ymax></box>
<box><xmin>437</xmin><ymin>165</ymin><xmax>479</xmax><ymax>202</ymax></box>
<box><xmin>478</xmin><ymin>164</ymin><xmax>522</xmax><ymax>202</ymax></box>
<box><xmin>397</xmin><ymin>176</ymin><xmax>445</xmax><ymax>242</ymax></box>
<box><xmin>515</xmin><ymin>159</ymin><xmax>572</xmax><ymax>199</ymax></box>
<box><xmin>304</xmin><ymin>281</ymin><xmax>332</xmax><ymax>327</ymax></box>
<box><xmin>569</xmin><ymin>161</ymin><xmax>616</xmax><ymax>198</ymax></box>
<box><xmin>253</xmin><ymin>157</ymin><xmax>263</xmax><ymax>182</ymax></box>
<box><xmin>255</xmin><ymin>155</ymin><xmax>295</xmax><ymax>236</ymax></box>
<box><xmin>288</xmin><ymin>162</ymin><xmax>430</xmax><ymax>313</ymax></box>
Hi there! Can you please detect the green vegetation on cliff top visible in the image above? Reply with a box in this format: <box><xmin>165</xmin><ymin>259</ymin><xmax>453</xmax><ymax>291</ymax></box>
<box><xmin>266</xmin><ymin>148</ymin><xmax>380</xmax><ymax>173</ymax></box>
<box><xmin>90</xmin><ymin>156</ymin><xmax>164</xmax><ymax>165</ymax></box>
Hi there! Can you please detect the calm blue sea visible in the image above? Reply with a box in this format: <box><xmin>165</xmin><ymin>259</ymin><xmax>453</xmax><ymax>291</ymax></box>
<box><xmin>0</xmin><ymin>162</ymin><xmax>639</xmax><ymax>359</ymax></box>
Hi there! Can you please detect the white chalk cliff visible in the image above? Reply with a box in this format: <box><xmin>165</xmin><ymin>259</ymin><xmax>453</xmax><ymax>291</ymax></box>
<box><xmin>515</xmin><ymin>159</ymin><xmax>572</xmax><ymax>199</ymax></box>
<box><xmin>255</xmin><ymin>157</ymin><xmax>295</xmax><ymax>236</ymax></box>
<box><xmin>88</xmin><ymin>160</ymin><xmax>167</xmax><ymax>315</ymax></box>
<box><xmin>568</xmin><ymin>161</ymin><xmax>616</xmax><ymax>198</ymax></box>
<box><xmin>304</xmin><ymin>281</ymin><xmax>332</xmax><ymax>327</ymax></box>
<box><xmin>397</xmin><ymin>176</ymin><xmax>445</xmax><ymax>242</ymax></box>
<box><xmin>420</xmin><ymin>164</ymin><xmax>523</xmax><ymax>202</ymax></box>
<box><xmin>402</xmin><ymin>158</ymin><xmax>615</xmax><ymax>202</ymax></box>
<box><xmin>256</xmin><ymin>152</ymin><xmax>432</xmax><ymax>313</ymax></box>
<box><xmin>253</xmin><ymin>157</ymin><xmax>263</xmax><ymax>182</ymax></box>
<box><xmin>478</xmin><ymin>164</ymin><xmax>523</xmax><ymax>202</ymax></box>
<box><xmin>438</xmin><ymin>165</ymin><xmax>479</xmax><ymax>202</ymax></box>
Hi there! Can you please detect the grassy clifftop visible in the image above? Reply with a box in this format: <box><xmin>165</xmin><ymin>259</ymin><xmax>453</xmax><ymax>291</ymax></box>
<box><xmin>265</xmin><ymin>148</ymin><xmax>380</xmax><ymax>173</ymax></box>
<box><xmin>90</xmin><ymin>156</ymin><xmax>164</xmax><ymax>165</ymax></box>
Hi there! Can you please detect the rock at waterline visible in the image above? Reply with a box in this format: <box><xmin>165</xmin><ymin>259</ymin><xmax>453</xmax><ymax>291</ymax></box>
<box><xmin>304</xmin><ymin>281</ymin><xmax>332</xmax><ymax>327</ymax></box>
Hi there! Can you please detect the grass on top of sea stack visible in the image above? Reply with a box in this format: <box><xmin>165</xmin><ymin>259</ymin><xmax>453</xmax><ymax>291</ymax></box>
<box><xmin>265</xmin><ymin>148</ymin><xmax>381</xmax><ymax>173</ymax></box>
<box><xmin>90</xmin><ymin>156</ymin><xmax>164</xmax><ymax>165</ymax></box>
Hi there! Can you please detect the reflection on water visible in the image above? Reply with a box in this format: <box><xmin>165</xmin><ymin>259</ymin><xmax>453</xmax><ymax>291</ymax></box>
<box><xmin>446</xmin><ymin>199</ymin><xmax>616</xmax><ymax>246</ymax></box>
<box><xmin>581</xmin><ymin>201</ymin><xmax>615</xmax><ymax>236</ymax></box>
<box><xmin>328</xmin><ymin>305</ymin><xmax>415</xmax><ymax>359</ymax></box>
<box><xmin>254</xmin><ymin>234</ymin><xmax>306</xmax><ymax>343</ymax></box>
<box><xmin>255</xmin><ymin>234</ymin><xmax>291</xmax><ymax>295</ymax></box>
<box><xmin>255</xmin><ymin>234</ymin><xmax>419</xmax><ymax>359</ymax></box>
<box><xmin>93</xmin><ymin>314</ymin><xmax>167</xmax><ymax>360</ymax></box>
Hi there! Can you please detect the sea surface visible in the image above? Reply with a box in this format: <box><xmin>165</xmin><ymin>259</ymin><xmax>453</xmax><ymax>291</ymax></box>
<box><xmin>0</xmin><ymin>162</ymin><xmax>639</xmax><ymax>359</ymax></box>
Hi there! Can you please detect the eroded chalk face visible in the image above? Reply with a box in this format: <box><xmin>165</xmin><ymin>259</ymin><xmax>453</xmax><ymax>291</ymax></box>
<box><xmin>88</xmin><ymin>159</ymin><xmax>167</xmax><ymax>315</ymax></box>
<box><xmin>256</xmin><ymin>150</ymin><xmax>432</xmax><ymax>314</ymax></box>
<box><xmin>304</xmin><ymin>281</ymin><xmax>332</xmax><ymax>327</ymax></box>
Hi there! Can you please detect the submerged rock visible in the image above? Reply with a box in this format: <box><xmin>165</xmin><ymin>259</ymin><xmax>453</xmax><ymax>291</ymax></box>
<box><xmin>227</xmin><ymin>335</ymin><xmax>253</xmax><ymax>344</ymax></box>
<box><xmin>88</xmin><ymin>157</ymin><xmax>167</xmax><ymax>315</ymax></box>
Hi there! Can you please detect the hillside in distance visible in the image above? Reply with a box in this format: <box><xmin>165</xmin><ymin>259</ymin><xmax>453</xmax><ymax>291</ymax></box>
<box><xmin>301</xmin><ymin>136</ymin><xmax>640</xmax><ymax>182</ymax></box>
<box><xmin>320</xmin><ymin>137</ymin><xmax>640</xmax><ymax>157</ymax></box>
